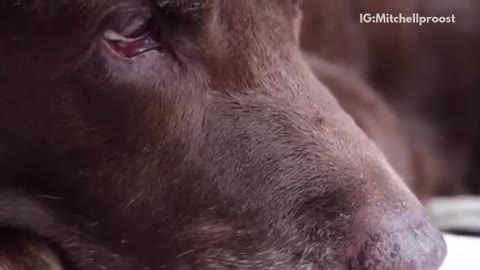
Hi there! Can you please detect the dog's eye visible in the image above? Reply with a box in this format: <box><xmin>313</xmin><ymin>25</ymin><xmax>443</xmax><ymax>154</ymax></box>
<box><xmin>104</xmin><ymin>14</ymin><xmax>161</xmax><ymax>58</ymax></box>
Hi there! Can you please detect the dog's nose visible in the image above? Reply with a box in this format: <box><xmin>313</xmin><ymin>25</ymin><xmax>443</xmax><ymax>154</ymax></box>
<box><xmin>350</xmin><ymin>215</ymin><xmax>447</xmax><ymax>270</ymax></box>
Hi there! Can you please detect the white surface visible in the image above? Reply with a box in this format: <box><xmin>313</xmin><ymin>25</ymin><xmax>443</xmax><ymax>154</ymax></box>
<box><xmin>440</xmin><ymin>234</ymin><xmax>480</xmax><ymax>270</ymax></box>
<box><xmin>429</xmin><ymin>196</ymin><xmax>480</xmax><ymax>232</ymax></box>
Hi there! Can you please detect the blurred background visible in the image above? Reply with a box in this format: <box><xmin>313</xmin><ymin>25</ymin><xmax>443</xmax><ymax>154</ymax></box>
<box><xmin>299</xmin><ymin>0</ymin><xmax>479</xmax><ymax>235</ymax></box>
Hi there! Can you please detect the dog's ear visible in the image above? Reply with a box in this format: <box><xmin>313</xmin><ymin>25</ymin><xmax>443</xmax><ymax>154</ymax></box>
<box><xmin>0</xmin><ymin>229</ymin><xmax>63</xmax><ymax>270</ymax></box>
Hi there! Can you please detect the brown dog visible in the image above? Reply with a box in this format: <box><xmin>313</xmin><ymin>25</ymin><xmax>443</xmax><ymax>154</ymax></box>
<box><xmin>0</xmin><ymin>0</ymin><xmax>445</xmax><ymax>269</ymax></box>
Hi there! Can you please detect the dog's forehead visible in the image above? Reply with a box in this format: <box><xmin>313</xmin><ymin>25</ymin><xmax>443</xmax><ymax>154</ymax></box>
<box><xmin>155</xmin><ymin>0</ymin><xmax>295</xmax><ymax>12</ymax></box>
<box><xmin>0</xmin><ymin>0</ymin><xmax>296</xmax><ymax>34</ymax></box>
<box><xmin>1</xmin><ymin>0</ymin><xmax>292</xmax><ymax>13</ymax></box>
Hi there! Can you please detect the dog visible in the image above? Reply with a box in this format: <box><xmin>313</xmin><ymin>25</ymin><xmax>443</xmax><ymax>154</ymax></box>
<box><xmin>0</xmin><ymin>0</ymin><xmax>446</xmax><ymax>269</ymax></box>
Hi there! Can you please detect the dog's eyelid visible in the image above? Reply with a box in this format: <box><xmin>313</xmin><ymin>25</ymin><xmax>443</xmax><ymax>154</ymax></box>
<box><xmin>104</xmin><ymin>30</ymin><xmax>148</xmax><ymax>42</ymax></box>
<box><xmin>156</xmin><ymin>0</ymin><xmax>212</xmax><ymax>20</ymax></box>
<box><xmin>102</xmin><ymin>14</ymin><xmax>162</xmax><ymax>58</ymax></box>
<box><xmin>112</xmin><ymin>13</ymin><xmax>155</xmax><ymax>39</ymax></box>
<box><xmin>103</xmin><ymin>33</ymin><xmax>162</xmax><ymax>58</ymax></box>
<box><xmin>291</xmin><ymin>0</ymin><xmax>303</xmax><ymax>6</ymax></box>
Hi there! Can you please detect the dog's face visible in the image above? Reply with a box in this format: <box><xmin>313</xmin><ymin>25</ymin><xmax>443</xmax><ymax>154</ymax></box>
<box><xmin>0</xmin><ymin>0</ymin><xmax>446</xmax><ymax>269</ymax></box>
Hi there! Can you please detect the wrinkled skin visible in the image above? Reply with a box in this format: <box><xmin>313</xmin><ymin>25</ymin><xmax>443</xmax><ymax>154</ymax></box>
<box><xmin>0</xmin><ymin>0</ymin><xmax>445</xmax><ymax>269</ymax></box>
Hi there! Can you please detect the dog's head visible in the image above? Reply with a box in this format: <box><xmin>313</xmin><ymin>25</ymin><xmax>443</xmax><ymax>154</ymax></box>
<box><xmin>0</xmin><ymin>0</ymin><xmax>445</xmax><ymax>269</ymax></box>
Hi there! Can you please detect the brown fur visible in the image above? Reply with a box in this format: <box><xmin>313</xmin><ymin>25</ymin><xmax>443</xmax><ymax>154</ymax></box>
<box><xmin>300</xmin><ymin>0</ymin><xmax>367</xmax><ymax>73</ymax></box>
<box><xmin>304</xmin><ymin>53</ymin><xmax>436</xmax><ymax>200</ymax></box>
<box><xmin>0</xmin><ymin>1</ymin><xmax>445</xmax><ymax>269</ymax></box>
<box><xmin>0</xmin><ymin>229</ymin><xmax>62</xmax><ymax>270</ymax></box>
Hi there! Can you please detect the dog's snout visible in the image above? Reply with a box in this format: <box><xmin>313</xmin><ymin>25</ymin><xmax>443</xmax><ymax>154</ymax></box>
<box><xmin>350</xmin><ymin>216</ymin><xmax>447</xmax><ymax>270</ymax></box>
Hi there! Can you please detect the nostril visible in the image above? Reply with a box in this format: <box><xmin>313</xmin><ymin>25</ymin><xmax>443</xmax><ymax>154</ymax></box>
<box><xmin>353</xmin><ymin>220</ymin><xmax>447</xmax><ymax>270</ymax></box>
